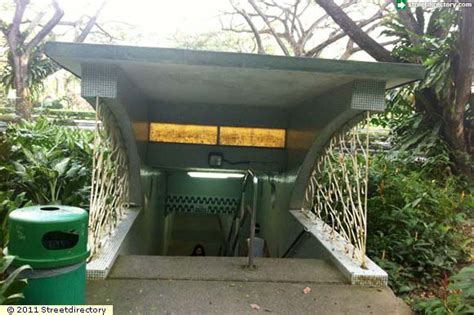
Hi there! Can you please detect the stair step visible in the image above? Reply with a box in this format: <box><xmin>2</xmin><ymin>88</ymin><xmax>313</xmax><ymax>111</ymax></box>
<box><xmin>109</xmin><ymin>255</ymin><xmax>346</xmax><ymax>284</ymax></box>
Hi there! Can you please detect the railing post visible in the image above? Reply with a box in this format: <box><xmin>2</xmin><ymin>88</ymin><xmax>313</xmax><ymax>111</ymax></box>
<box><xmin>233</xmin><ymin>192</ymin><xmax>245</xmax><ymax>256</ymax></box>
<box><xmin>248</xmin><ymin>176</ymin><xmax>258</xmax><ymax>267</ymax></box>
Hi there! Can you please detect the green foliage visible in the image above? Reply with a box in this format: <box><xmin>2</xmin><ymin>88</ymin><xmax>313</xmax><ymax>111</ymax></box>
<box><xmin>0</xmin><ymin>107</ymin><xmax>96</xmax><ymax>121</ymax></box>
<box><xmin>0</xmin><ymin>45</ymin><xmax>57</xmax><ymax>103</ymax></box>
<box><xmin>0</xmin><ymin>118</ymin><xmax>93</xmax><ymax>304</ymax></box>
<box><xmin>33</xmin><ymin>108</ymin><xmax>95</xmax><ymax>121</ymax></box>
<box><xmin>384</xmin><ymin>8</ymin><xmax>458</xmax><ymax>66</ymax></box>
<box><xmin>0</xmin><ymin>256</ymin><xmax>30</xmax><ymax>305</ymax></box>
<box><xmin>0</xmin><ymin>191</ymin><xmax>31</xmax><ymax>249</ymax></box>
<box><xmin>370</xmin><ymin>87</ymin><xmax>415</xmax><ymax>129</ymax></box>
<box><xmin>367</xmin><ymin>154</ymin><xmax>471</xmax><ymax>296</ymax></box>
<box><xmin>391</xmin><ymin>114</ymin><xmax>453</xmax><ymax>178</ymax></box>
<box><xmin>0</xmin><ymin>117</ymin><xmax>93</xmax><ymax>207</ymax></box>
<box><xmin>379</xmin><ymin>8</ymin><xmax>473</xmax><ymax>176</ymax></box>
<box><xmin>414</xmin><ymin>265</ymin><xmax>474</xmax><ymax>314</ymax></box>
<box><xmin>369</xmin><ymin>11</ymin><xmax>472</xmax><ymax>304</ymax></box>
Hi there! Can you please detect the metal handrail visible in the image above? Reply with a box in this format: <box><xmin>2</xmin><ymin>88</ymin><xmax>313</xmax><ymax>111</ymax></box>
<box><xmin>224</xmin><ymin>169</ymin><xmax>259</xmax><ymax>267</ymax></box>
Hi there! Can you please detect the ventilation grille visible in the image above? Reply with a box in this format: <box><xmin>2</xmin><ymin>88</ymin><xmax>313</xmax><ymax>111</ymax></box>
<box><xmin>350</xmin><ymin>80</ymin><xmax>385</xmax><ymax>112</ymax></box>
<box><xmin>165</xmin><ymin>195</ymin><xmax>239</xmax><ymax>215</ymax></box>
<box><xmin>81</xmin><ymin>64</ymin><xmax>118</xmax><ymax>98</ymax></box>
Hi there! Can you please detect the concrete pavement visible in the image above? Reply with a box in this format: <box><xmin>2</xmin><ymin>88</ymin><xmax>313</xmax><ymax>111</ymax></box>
<box><xmin>87</xmin><ymin>256</ymin><xmax>411</xmax><ymax>315</ymax></box>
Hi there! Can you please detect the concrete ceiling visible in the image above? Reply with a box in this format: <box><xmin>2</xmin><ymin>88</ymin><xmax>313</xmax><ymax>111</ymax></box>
<box><xmin>120</xmin><ymin>62</ymin><xmax>353</xmax><ymax>107</ymax></box>
<box><xmin>45</xmin><ymin>42</ymin><xmax>425</xmax><ymax>108</ymax></box>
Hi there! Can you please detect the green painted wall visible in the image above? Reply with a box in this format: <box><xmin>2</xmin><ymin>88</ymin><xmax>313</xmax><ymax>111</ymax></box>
<box><xmin>119</xmin><ymin>168</ymin><xmax>170</xmax><ymax>255</ymax></box>
<box><xmin>254</xmin><ymin>172</ymin><xmax>302</xmax><ymax>257</ymax></box>
<box><xmin>121</xmin><ymin>169</ymin><xmax>241</xmax><ymax>256</ymax></box>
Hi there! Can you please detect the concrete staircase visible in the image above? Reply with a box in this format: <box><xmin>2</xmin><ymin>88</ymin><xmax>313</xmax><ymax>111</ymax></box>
<box><xmin>167</xmin><ymin>213</ymin><xmax>226</xmax><ymax>256</ymax></box>
<box><xmin>87</xmin><ymin>255</ymin><xmax>411</xmax><ymax>315</ymax></box>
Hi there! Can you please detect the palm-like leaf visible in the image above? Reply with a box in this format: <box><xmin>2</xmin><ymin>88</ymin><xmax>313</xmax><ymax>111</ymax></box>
<box><xmin>0</xmin><ymin>256</ymin><xmax>30</xmax><ymax>305</ymax></box>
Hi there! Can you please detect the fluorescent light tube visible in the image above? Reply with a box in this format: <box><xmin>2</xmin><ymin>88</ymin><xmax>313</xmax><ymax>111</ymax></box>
<box><xmin>187</xmin><ymin>171</ymin><xmax>245</xmax><ymax>179</ymax></box>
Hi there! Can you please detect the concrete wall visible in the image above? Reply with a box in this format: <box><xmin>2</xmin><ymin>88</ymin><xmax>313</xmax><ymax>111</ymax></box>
<box><xmin>116</xmin><ymin>74</ymin><xmax>150</xmax><ymax>162</ymax></box>
<box><xmin>147</xmin><ymin>143</ymin><xmax>286</xmax><ymax>172</ymax></box>
<box><xmin>286</xmin><ymin>83</ymin><xmax>354</xmax><ymax>169</ymax></box>
<box><xmin>254</xmin><ymin>172</ymin><xmax>302</xmax><ymax>257</ymax></box>
<box><xmin>149</xmin><ymin>102</ymin><xmax>289</xmax><ymax>128</ymax></box>
<box><xmin>120</xmin><ymin>168</ymin><xmax>169</xmax><ymax>255</ymax></box>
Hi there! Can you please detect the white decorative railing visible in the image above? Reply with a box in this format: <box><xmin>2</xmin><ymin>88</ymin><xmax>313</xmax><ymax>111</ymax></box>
<box><xmin>88</xmin><ymin>97</ymin><xmax>130</xmax><ymax>258</ymax></box>
<box><xmin>302</xmin><ymin>113</ymin><xmax>370</xmax><ymax>268</ymax></box>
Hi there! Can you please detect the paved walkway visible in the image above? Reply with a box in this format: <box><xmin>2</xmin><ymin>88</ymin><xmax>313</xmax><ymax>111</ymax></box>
<box><xmin>87</xmin><ymin>256</ymin><xmax>411</xmax><ymax>315</ymax></box>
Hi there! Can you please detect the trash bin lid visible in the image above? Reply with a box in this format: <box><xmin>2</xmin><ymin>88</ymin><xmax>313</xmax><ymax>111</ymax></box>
<box><xmin>9</xmin><ymin>205</ymin><xmax>88</xmax><ymax>224</ymax></box>
<box><xmin>7</xmin><ymin>205</ymin><xmax>89</xmax><ymax>268</ymax></box>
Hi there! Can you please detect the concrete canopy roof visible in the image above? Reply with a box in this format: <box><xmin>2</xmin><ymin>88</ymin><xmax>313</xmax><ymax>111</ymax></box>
<box><xmin>45</xmin><ymin>42</ymin><xmax>425</xmax><ymax>108</ymax></box>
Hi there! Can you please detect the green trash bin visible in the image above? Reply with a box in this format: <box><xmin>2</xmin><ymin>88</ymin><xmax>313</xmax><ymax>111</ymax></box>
<box><xmin>7</xmin><ymin>205</ymin><xmax>89</xmax><ymax>305</ymax></box>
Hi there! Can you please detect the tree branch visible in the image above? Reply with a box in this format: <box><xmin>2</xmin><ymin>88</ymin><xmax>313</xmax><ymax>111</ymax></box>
<box><xmin>314</xmin><ymin>0</ymin><xmax>396</xmax><ymax>62</ymax></box>
<box><xmin>7</xmin><ymin>0</ymin><xmax>29</xmax><ymax>52</ymax></box>
<box><xmin>290</xmin><ymin>0</ymin><xmax>300</xmax><ymax>38</ymax></box>
<box><xmin>305</xmin><ymin>8</ymin><xmax>386</xmax><ymax>57</ymax></box>
<box><xmin>299</xmin><ymin>13</ymin><xmax>331</xmax><ymax>48</ymax></box>
<box><xmin>25</xmin><ymin>0</ymin><xmax>63</xmax><ymax>55</ymax></box>
<box><xmin>341</xmin><ymin>39</ymin><xmax>397</xmax><ymax>60</ymax></box>
<box><xmin>248</xmin><ymin>0</ymin><xmax>290</xmax><ymax>55</ymax></box>
<box><xmin>75</xmin><ymin>1</ymin><xmax>107</xmax><ymax>43</ymax></box>
<box><xmin>94</xmin><ymin>23</ymin><xmax>118</xmax><ymax>41</ymax></box>
<box><xmin>24</xmin><ymin>11</ymin><xmax>46</xmax><ymax>37</ymax></box>
<box><xmin>230</xmin><ymin>1</ymin><xmax>265</xmax><ymax>54</ymax></box>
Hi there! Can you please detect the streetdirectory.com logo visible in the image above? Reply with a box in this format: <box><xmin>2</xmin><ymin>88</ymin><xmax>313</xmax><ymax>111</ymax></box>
<box><xmin>1</xmin><ymin>305</ymin><xmax>113</xmax><ymax>315</ymax></box>
<box><xmin>396</xmin><ymin>0</ymin><xmax>408</xmax><ymax>10</ymax></box>
<box><xmin>396</xmin><ymin>0</ymin><xmax>473</xmax><ymax>9</ymax></box>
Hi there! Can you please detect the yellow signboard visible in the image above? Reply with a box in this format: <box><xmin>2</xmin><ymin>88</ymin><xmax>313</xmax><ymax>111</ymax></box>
<box><xmin>219</xmin><ymin>126</ymin><xmax>286</xmax><ymax>148</ymax></box>
<box><xmin>149</xmin><ymin>123</ymin><xmax>286</xmax><ymax>148</ymax></box>
<box><xmin>149</xmin><ymin>123</ymin><xmax>218</xmax><ymax>145</ymax></box>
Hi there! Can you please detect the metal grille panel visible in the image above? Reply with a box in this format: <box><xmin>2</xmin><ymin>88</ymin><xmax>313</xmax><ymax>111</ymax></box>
<box><xmin>165</xmin><ymin>195</ymin><xmax>239</xmax><ymax>215</ymax></box>
<box><xmin>81</xmin><ymin>64</ymin><xmax>118</xmax><ymax>98</ymax></box>
<box><xmin>350</xmin><ymin>80</ymin><xmax>385</xmax><ymax>112</ymax></box>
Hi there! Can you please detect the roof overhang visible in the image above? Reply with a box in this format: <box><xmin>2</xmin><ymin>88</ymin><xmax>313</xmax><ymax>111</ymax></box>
<box><xmin>45</xmin><ymin>42</ymin><xmax>425</xmax><ymax>108</ymax></box>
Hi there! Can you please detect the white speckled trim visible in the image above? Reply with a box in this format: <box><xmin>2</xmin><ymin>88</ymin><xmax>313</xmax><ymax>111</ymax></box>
<box><xmin>86</xmin><ymin>208</ymin><xmax>140</xmax><ymax>280</ymax></box>
<box><xmin>290</xmin><ymin>210</ymin><xmax>388</xmax><ymax>286</ymax></box>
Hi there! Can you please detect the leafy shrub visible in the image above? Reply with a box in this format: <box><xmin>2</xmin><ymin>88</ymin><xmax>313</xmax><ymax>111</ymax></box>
<box><xmin>367</xmin><ymin>154</ymin><xmax>471</xmax><ymax>296</ymax></box>
<box><xmin>0</xmin><ymin>191</ymin><xmax>31</xmax><ymax>249</ymax></box>
<box><xmin>0</xmin><ymin>117</ymin><xmax>93</xmax><ymax>207</ymax></box>
<box><xmin>414</xmin><ymin>265</ymin><xmax>474</xmax><ymax>314</ymax></box>
<box><xmin>34</xmin><ymin>108</ymin><xmax>95</xmax><ymax>121</ymax></box>
<box><xmin>0</xmin><ymin>256</ymin><xmax>30</xmax><ymax>305</ymax></box>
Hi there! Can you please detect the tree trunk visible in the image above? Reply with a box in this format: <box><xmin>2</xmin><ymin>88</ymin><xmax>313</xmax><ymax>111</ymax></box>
<box><xmin>2</xmin><ymin>0</ymin><xmax>64</xmax><ymax>120</ymax></box>
<box><xmin>13</xmin><ymin>55</ymin><xmax>32</xmax><ymax>120</ymax></box>
<box><xmin>314</xmin><ymin>0</ymin><xmax>396</xmax><ymax>62</ymax></box>
<box><xmin>445</xmin><ymin>6</ymin><xmax>473</xmax><ymax>176</ymax></box>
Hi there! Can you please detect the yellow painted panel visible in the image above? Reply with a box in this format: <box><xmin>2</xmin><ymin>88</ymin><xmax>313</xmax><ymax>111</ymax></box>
<box><xmin>132</xmin><ymin>121</ymin><xmax>149</xmax><ymax>141</ymax></box>
<box><xmin>220</xmin><ymin>127</ymin><xmax>286</xmax><ymax>148</ymax></box>
<box><xmin>149</xmin><ymin>123</ymin><xmax>217</xmax><ymax>145</ymax></box>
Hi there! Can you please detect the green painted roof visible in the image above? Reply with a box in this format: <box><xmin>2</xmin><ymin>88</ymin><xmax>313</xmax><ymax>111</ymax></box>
<box><xmin>45</xmin><ymin>42</ymin><xmax>425</xmax><ymax>107</ymax></box>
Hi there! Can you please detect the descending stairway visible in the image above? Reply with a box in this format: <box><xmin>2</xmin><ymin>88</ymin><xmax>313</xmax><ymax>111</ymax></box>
<box><xmin>167</xmin><ymin>213</ymin><xmax>226</xmax><ymax>256</ymax></box>
<box><xmin>87</xmin><ymin>256</ymin><xmax>411</xmax><ymax>315</ymax></box>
